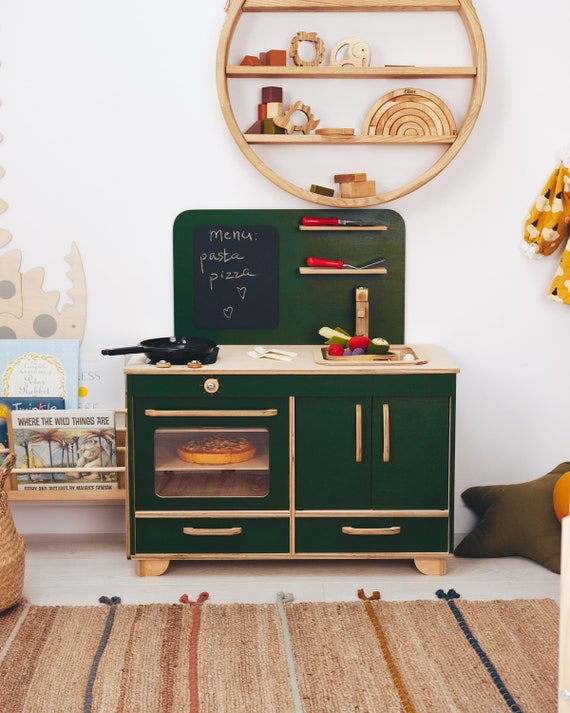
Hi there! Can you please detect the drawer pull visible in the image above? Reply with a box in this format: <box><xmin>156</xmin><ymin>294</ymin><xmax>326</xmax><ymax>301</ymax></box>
<box><xmin>355</xmin><ymin>403</ymin><xmax>362</xmax><ymax>463</ymax></box>
<box><xmin>145</xmin><ymin>409</ymin><xmax>278</xmax><ymax>418</ymax></box>
<box><xmin>183</xmin><ymin>526</ymin><xmax>243</xmax><ymax>536</ymax></box>
<box><xmin>382</xmin><ymin>403</ymin><xmax>390</xmax><ymax>462</ymax></box>
<box><xmin>342</xmin><ymin>525</ymin><xmax>401</xmax><ymax>536</ymax></box>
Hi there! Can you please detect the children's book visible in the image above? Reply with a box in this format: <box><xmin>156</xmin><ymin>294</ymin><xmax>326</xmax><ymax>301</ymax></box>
<box><xmin>9</xmin><ymin>408</ymin><xmax>118</xmax><ymax>491</ymax></box>
<box><xmin>0</xmin><ymin>339</ymin><xmax>79</xmax><ymax>408</ymax></box>
<box><xmin>0</xmin><ymin>397</ymin><xmax>65</xmax><ymax>449</ymax></box>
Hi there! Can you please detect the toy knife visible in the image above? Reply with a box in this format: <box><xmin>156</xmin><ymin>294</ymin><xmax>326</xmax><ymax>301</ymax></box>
<box><xmin>301</xmin><ymin>216</ymin><xmax>381</xmax><ymax>227</ymax></box>
<box><xmin>306</xmin><ymin>256</ymin><xmax>385</xmax><ymax>269</ymax></box>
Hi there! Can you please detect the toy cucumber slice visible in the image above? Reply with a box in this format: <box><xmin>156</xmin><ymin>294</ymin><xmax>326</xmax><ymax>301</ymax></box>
<box><xmin>318</xmin><ymin>327</ymin><xmax>351</xmax><ymax>347</ymax></box>
<box><xmin>366</xmin><ymin>337</ymin><xmax>390</xmax><ymax>354</ymax></box>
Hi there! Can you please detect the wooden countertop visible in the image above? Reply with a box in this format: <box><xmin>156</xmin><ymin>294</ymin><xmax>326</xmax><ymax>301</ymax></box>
<box><xmin>123</xmin><ymin>344</ymin><xmax>459</xmax><ymax>375</ymax></box>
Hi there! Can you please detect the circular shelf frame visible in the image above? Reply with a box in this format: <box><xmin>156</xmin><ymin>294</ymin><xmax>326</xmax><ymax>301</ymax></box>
<box><xmin>216</xmin><ymin>0</ymin><xmax>487</xmax><ymax>207</ymax></box>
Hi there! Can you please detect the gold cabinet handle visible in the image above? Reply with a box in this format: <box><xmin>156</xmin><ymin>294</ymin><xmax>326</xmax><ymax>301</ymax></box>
<box><xmin>183</xmin><ymin>526</ymin><xmax>242</xmax><ymax>536</ymax></box>
<box><xmin>145</xmin><ymin>409</ymin><xmax>278</xmax><ymax>417</ymax></box>
<box><xmin>383</xmin><ymin>403</ymin><xmax>390</xmax><ymax>462</ymax></box>
<box><xmin>342</xmin><ymin>526</ymin><xmax>401</xmax><ymax>536</ymax></box>
<box><xmin>355</xmin><ymin>403</ymin><xmax>362</xmax><ymax>463</ymax></box>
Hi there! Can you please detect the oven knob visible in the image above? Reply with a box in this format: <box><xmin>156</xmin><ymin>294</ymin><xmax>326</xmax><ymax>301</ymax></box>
<box><xmin>204</xmin><ymin>378</ymin><xmax>219</xmax><ymax>394</ymax></box>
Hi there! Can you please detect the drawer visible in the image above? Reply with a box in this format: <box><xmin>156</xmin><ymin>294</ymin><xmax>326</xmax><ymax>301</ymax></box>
<box><xmin>135</xmin><ymin>516</ymin><xmax>290</xmax><ymax>555</ymax></box>
<box><xmin>295</xmin><ymin>517</ymin><xmax>450</xmax><ymax>554</ymax></box>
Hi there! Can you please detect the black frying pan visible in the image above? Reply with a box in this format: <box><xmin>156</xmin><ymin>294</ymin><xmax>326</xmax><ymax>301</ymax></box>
<box><xmin>101</xmin><ymin>336</ymin><xmax>217</xmax><ymax>364</ymax></box>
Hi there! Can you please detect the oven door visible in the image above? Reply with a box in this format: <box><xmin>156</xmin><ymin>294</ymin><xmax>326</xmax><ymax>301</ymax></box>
<box><xmin>131</xmin><ymin>396</ymin><xmax>290</xmax><ymax>511</ymax></box>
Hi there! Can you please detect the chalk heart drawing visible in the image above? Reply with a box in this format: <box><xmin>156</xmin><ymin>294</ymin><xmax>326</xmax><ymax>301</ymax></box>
<box><xmin>223</xmin><ymin>306</ymin><xmax>234</xmax><ymax>319</ymax></box>
<box><xmin>237</xmin><ymin>286</ymin><xmax>247</xmax><ymax>300</ymax></box>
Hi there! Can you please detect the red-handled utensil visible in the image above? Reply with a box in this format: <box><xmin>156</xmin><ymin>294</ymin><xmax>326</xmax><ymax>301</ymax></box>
<box><xmin>306</xmin><ymin>256</ymin><xmax>385</xmax><ymax>269</ymax></box>
<box><xmin>306</xmin><ymin>256</ymin><xmax>344</xmax><ymax>268</ymax></box>
<box><xmin>301</xmin><ymin>216</ymin><xmax>380</xmax><ymax>227</ymax></box>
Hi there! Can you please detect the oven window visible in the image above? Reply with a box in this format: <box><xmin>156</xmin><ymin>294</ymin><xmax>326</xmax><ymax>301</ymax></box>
<box><xmin>154</xmin><ymin>428</ymin><xmax>270</xmax><ymax>498</ymax></box>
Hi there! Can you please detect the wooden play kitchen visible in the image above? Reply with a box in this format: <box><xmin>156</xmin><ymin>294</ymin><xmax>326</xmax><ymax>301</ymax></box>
<box><xmin>124</xmin><ymin>209</ymin><xmax>459</xmax><ymax>576</ymax></box>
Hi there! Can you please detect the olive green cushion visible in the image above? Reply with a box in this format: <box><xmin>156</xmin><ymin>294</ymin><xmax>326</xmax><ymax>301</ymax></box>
<box><xmin>454</xmin><ymin>462</ymin><xmax>570</xmax><ymax>573</ymax></box>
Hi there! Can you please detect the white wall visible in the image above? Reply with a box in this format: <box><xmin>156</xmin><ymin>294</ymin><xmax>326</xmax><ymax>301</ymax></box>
<box><xmin>2</xmin><ymin>1</ymin><xmax>570</xmax><ymax>535</ymax></box>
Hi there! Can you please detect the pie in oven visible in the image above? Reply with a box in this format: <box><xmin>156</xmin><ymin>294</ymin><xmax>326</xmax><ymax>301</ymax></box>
<box><xmin>176</xmin><ymin>435</ymin><xmax>256</xmax><ymax>464</ymax></box>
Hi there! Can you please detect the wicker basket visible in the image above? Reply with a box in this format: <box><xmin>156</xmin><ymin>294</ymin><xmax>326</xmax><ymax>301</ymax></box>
<box><xmin>0</xmin><ymin>453</ymin><xmax>25</xmax><ymax>611</ymax></box>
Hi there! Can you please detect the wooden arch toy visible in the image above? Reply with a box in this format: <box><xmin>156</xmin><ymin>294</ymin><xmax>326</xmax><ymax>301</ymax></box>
<box><xmin>362</xmin><ymin>88</ymin><xmax>457</xmax><ymax>138</ymax></box>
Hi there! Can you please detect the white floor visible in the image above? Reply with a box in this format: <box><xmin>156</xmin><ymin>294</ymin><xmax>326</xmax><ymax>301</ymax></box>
<box><xmin>21</xmin><ymin>533</ymin><xmax>561</xmax><ymax>606</ymax></box>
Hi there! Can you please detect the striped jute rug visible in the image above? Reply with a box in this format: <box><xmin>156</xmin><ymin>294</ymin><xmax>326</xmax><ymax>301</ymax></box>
<box><xmin>0</xmin><ymin>589</ymin><xmax>558</xmax><ymax>713</ymax></box>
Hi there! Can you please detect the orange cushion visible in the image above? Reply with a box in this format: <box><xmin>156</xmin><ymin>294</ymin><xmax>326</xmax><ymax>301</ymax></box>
<box><xmin>553</xmin><ymin>471</ymin><xmax>570</xmax><ymax>522</ymax></box>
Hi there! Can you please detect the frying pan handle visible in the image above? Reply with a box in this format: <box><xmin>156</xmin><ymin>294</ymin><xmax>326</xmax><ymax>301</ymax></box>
<box><xmin>101</xmin><ymin>346</ymin><xmax>145</xmax><ymax>356</ymax></box>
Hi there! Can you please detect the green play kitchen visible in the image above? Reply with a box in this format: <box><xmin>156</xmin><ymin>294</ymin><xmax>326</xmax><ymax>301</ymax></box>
<box><xmin>123</xmin><ymin>208</ymin><xmax>458</xmax><ymax>576</ymax></box>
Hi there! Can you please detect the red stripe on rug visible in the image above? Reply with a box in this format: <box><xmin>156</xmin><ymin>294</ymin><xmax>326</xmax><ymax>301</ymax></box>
<box><xmin>180</xmin><ymin>592</ymin><xmax>210</xmax><ymax>713</ymax></box>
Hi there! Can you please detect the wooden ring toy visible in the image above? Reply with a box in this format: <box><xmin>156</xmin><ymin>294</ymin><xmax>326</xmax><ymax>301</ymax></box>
<box><xmin>330</xmin><ymin>38</ymin><xmax>371</xmax><ymax>67</ymax></box>
<box><xmin>273</xmin><ymin>101</ymin><xmax>320</xmax><ymax>135</ymax></box>
<box><xmin>289</xmin><ymin>31</ymin><xmax>325</xmax><ymax>67</ymax></box>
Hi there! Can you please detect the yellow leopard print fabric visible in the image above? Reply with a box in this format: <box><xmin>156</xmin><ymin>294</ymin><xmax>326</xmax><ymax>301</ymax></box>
<box><xmin>522</xmin><ymin>162</ymin><xmax>570</xmax><ymax>303</ymax></box>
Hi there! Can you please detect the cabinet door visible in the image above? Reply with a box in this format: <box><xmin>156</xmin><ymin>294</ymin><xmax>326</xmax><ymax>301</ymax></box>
<box><xmin>373</xmin><ymin>396</ymin><xmax>451</xmax><ymax>510</ymax></box>
<box><xmin>295</xmin><ymin>397</ymin><xmax>371</xmax><ymax>510</ymax></box>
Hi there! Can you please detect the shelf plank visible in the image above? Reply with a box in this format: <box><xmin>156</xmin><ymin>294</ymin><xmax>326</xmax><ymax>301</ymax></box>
<box><xmin>227</xmin><ymin>65</ymin><xmax>476</xmax><ymax>79</ymax></box>
<box><xmin>242</xmin><ymin>0</ymin><xmax>461</xmax><ymax>11</ymax></box>
<box><xmin>8</xmin><ymin>490</ymin><xmax>126</xmax><ymax>501</ymax></box>
<box><xmin>299</xmin><ymin>225</ymin><xmax>388</xmax><ymax>231</ymax></box>
<box><xmin>245</xmin><ymin>134</ymin><xmax>456</xmax><ymax>145</ymax></box>
<box><xmin>299</xmin><ymin>267</ymin><xmax>387</xmax><ymax>274</ymax></box>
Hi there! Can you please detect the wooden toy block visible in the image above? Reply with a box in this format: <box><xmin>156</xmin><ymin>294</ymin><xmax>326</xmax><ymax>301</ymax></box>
<box><xmin>310</xmin><ymin>184</ymin><xmax>335</xmax><ymax>197</ymax></box>
<box><xmin>240</xmin><ymin>55</ymin><xmax>263</xmax><ymax>66</ymax></box>
<box><xmin>339</xmin><ymin>180</ymin><xmax>377</xmax><ymax>198</ymax></box>
<box><xmin>265</xmin><ymin>102</ymin><xmax>283</xmax><ymax>118</ymax></box>
<box><xmin>259</xmin><ymin>52</ymin><xmax>267</xmax><ymax>65</ymax></box>
<box><xmin>261</xmin><ymin>86</ymin><xmax>283</xmax><ymax>103</ymax></box>
<box><xmin>258</xmin><ymin>104</ymin><xmax>268</xmax><ymax>121</ymax></box>
<box><xmin>245</xmin><ymin>120</ymin><xmax>264</xmax><ymax>134</ymax></box>
<box><xmin>334</xmin><ymin>172</ymin><xmax>368</xmax><ymax>183</ymax></box>
<box><xmin>262</xmin><ymin>118</ymin><xmax>286</xmax><ymax>134</ymax></box>
<box><xmin>266</xmin><ymin>49</ymin><xmax>287</xmax><ymax>66</ymax></box>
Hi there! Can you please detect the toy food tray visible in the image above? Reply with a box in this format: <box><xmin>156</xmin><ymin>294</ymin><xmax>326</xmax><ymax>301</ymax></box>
<box><xmin>314</xmin><ymin>345</ymin><xmax>428</xmax><ymax>366</ymax></box>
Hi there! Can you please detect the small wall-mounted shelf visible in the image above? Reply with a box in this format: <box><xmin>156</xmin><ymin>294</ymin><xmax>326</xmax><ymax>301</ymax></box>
<box><xmin>299</xmin><ymin>267</ymin><xmax>387</xmax><ymax>275</ymax></box>
<box><xmin>245</xmin><ymin>135</ymin><xmax>456</xmax><ymax>145</ymax></box>
<box><xmin>2</xmin><ymin>409</ymin><xmax>126</xmax><ymax>501</ymax></box>
<box><xmin>226</xmin><ymin>66</ymin><xmax>476</xmax><ymax>79</ymax></box>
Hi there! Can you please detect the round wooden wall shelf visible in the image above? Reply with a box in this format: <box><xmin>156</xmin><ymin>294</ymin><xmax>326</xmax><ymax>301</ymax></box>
<box><xmin>216</xmin><ymin>0</ymin><xmax>487</xmax><ymax>207</ymax></box>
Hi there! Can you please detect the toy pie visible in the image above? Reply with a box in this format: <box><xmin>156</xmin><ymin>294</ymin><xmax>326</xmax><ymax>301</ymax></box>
<box><xmin>176</xmin><ymin>435</ymin><xmax>256</xmax><ymax>464</ymax></box>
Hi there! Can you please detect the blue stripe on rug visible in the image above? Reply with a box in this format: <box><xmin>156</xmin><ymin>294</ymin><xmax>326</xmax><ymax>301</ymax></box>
<box><xmin>84</xmin><ymin>596</ymin><xmax>121</xmax><ymax>713</ymax></box>
<box><xmin>436</xmin><ymin>589</ymin><xmax>523</xmax><ymax>713</ymax></box>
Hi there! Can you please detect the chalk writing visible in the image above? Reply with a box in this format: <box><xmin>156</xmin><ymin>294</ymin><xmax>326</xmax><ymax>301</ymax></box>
<box><xmin>193</xmin><ymin>225</ymin><xmax>279</xmax><ymax>329</ymax></box>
